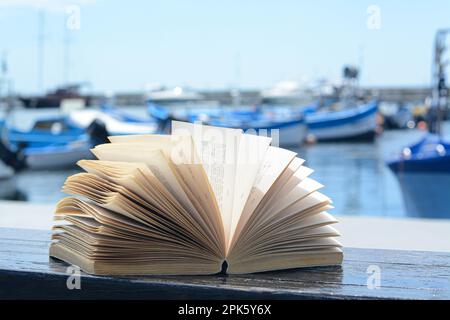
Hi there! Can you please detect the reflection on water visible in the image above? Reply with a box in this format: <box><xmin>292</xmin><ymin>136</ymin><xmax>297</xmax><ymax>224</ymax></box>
<box><xmin>0</xmin><ymin>168</ymin><xmax>81</xmax><ymax>203</ymax></box>
<box><xmin>293</xmin><ymin>124</ymin><xmax>449</xmax><ymax>218</ymax></box>
<box><xmin>394</xmin><ymin>172</ymin><xmax>450</xmax><ymax>219</ymax></box>
<box><xmin>0</xmin><ymin>109</ymin><xmax>449</xmax><ymax>219</ymax></box>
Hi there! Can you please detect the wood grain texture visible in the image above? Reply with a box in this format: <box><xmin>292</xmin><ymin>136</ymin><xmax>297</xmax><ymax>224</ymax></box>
<box><xmin>0</xmin><ymin>227</ymin><xmax>449</xmax><ymax>300</ymax></box>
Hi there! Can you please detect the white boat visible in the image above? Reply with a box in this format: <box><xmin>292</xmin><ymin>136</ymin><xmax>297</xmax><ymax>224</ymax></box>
<box><xmin>24</xmin><ymin>140</ymin><xmax>94</xmax><ymax>169</ymax></box>
<box><xmin>261</xmin><ymin>81</ymin><xmax>315</xmax><ymax>106</ymax></box>
<box><xmin>146</xmin><ymin>86</ymin><xmax>203</xmax><ymax>104</ymax></box>
<box><xmin>68</xmin><ymin>109</ymin><xmax>158</xmax><ymax>135</ymax></box>
<box><xmin>305</xmin><ymin>101</ymin><xmax>379</xmax><ymax>142</ymax></box>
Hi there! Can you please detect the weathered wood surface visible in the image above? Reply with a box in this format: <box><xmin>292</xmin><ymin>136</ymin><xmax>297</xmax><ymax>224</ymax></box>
<box><xmin>0</xmin><ymin>227</ymin><xmax>449</xmax><ymax>299</ymax></box>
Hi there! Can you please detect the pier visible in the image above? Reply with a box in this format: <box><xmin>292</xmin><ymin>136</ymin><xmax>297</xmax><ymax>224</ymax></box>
<box><xmin>1</xmin><ymin>225</ymin><xmax>449</xmax><ymax>299</ymax></box>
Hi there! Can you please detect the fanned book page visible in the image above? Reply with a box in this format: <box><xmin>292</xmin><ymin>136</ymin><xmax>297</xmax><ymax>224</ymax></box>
<box><xmin>50</xmin><ymin>121</ymin><xmax>343</xmax><ymax>275</ymax></box>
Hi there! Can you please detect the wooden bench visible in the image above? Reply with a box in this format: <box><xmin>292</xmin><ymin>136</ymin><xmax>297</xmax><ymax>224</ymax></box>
<box><xmin>1</xmin><ymin>227</ymin><xmax>449</xmax><ymax>299</ymax></box>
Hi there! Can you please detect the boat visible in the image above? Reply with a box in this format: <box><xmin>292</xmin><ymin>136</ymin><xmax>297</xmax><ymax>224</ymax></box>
<box><xmin>18</xmin><ymin>83</ymin><xmax>97</xmax><ymax>109</ymax></box>
<box><xmin>387</xmin><ymin>134</ymin><xmax>450</xmax><ymax>172</ymax></box>
<box><xmin>148</xmin><ymin>103</ymin><xmax>307</xmax><ymax>146</ymax></box>
<box><xmin>0</xmin><ymin>104</ymin><xmax>160</xmax><ymax>171</ymax></box>
<box><xmin>387</xmin><ymin>134</ymin><xmax>450</xmax><ymax>218</ymax></box>
<box><xmin>69</xmin><ymin>108</ymin><xmax>159</xmax><ymax>136</ymax></box>
<box><xmin>148</xmin><ymin>102</ymin><xmax>224</xmax><ymax>132</ymax></box>
<box><xmin>208</xmin><ymin>115</ymin><xmax>307</xmax><ymax>147</ymax></box>
<box><xmin>0</xmin><ymin>115</ymin><xmax>108</xmax><ymax>170</ymax></box>
<box><xmin>146</xmin><ymin>86</ymin><xmax>204</xmax><ymax>105</ymax></box>
<box><xmin>261</xmin><ymin>79</ymin><xmax>340</xmax><ymax>108</ymax></box>
<box><xmin>261</xmin><ymin>81</ymin><xmax>314</xmax><ymax>105</ymax></box>
<box><xmin>305</xmin><ymin>101</ymin><xmax>379</xmax><ymax>142</ymax></box>
<box><xmin>20</xmin><ymin>140</ymin><xmax>94</xmax><ymax>170</ymax></box>
<box><xmin>379</xmin><ymin>102</ymin><xmax>415</xmax><ymax>130</ymax></box>
<box><xmin>386</xmin><ymin>29</ymin><xmax>450</xmax><ymax>218</ymax></box>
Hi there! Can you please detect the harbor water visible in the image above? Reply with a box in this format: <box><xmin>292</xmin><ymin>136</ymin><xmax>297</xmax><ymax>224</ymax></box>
<box><xmin>1</xmin><ymin>107</ymin><xmax>449</xmax><ymax>219</ymax></box>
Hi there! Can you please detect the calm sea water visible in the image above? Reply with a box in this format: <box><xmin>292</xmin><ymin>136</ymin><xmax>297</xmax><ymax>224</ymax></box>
<box><xmin>1</xmin><ymin>107</ymin><xmax>449</xmax><ymax>219</ymax></box>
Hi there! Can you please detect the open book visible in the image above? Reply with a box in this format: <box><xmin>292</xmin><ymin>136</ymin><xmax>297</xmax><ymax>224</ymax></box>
<box><xmin>50</xmin><ymin>121</ymin><xmax>343</xmax><ymax>275</ymax></box>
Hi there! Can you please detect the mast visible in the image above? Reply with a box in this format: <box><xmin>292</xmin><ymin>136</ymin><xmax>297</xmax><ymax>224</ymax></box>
<box><xmin>37</xmin><ymin>10</ymin><xmax>45</xmax><ymax>92</ymax></box>
<box><xmin>430</xmin><ymin>29</ymin><xmax>450</xmax><ymax>135</ymax></box>
<box><xmin>63</xmin><ymin>21</ymin><xmax>71</xmax><ymax>85</ymax></box>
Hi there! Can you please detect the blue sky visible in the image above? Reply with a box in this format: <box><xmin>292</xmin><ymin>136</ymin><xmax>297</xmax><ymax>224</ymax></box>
<box><xmin>1</xmin><ymin>0</ymin><xmax>450</xmax><ymax>94</ymax></box>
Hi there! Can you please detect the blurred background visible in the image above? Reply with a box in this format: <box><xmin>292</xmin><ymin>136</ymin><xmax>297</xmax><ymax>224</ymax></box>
<box><xmin>1</xmin><ymin>0</ymin><xmax>450</xmax><ymax>224</ymax></box>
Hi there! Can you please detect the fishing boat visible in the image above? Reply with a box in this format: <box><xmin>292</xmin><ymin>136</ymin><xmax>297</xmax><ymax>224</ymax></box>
<box><xmin>387</xmin><ymin>134</ymin><xmax>450</xmax><ymax>172</ymax></box>
<box><xmin>0</xmin><ymin>105</ymin><xmax>160</xmax><ymax>171</ymax></box>
<box><xmin>387</xmin><ymin>134</ymin><xmax>450</xmax><ymax>218</ymax></box>
<box><xmin>148</xmin><ymin>103</ymin><xmax>307</xmax><ymax>146</ymax></box>
<box><xmin>148</xmin><ymin>102</ymin><xmax>224</xmax><ymax>132</ymax></box>
<box><xmin>387</xmin><ymin>29</ymin><xmax>450</xmax><ymax>218</ymax></box>
<box><xmin>305</xmin><ymin>101</ymin><xmax>379</xmax><ymax>142</ymax></box>
<box><xmin>379</xmin><ymin>102</ymin><xmax>415</xmax><ymax>130</ymax></box>
<box><xmin>0</xmin><ymin>115</ymin><xmax>108</xmax><ymax>170</ymax></box>
<box><xmin>209</xmin><ymin>115</ymin><xmax>307</xmax><ymax>147</ymax></box>
<box><xmin>18</xmin><ymin>84</ymin><xmax>96</xmax><ymax>109</ymax></box>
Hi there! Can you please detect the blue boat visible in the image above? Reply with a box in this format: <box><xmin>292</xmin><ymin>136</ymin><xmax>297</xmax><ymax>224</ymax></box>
<box><xmin>7</xmin><ymin>115</ymin><xmax>86</xmax><ymax>147</ymax></box>
<box><xmin>1</xmin><ymin>105</ymin><xmax>162</xmax><ymax>171</ymax></box>
<box><xmin>207</xmin><ymin>112</ymin><xmax>307</xmax><ymax>147</ymax></box>
<box><xmin>148</xmin><ymin>103</ymin><xmax>308</xmax><ymax>146</ymax></box>
<box><xmin>386</xmin><ymin>29</ymin><xmax>450</xmax><ymax>218</ymax></box>
<box><xmin>0</xmin><ymin>115</ymin><xmax>108</xmax><ymax>170</ymax></box>
<box><xmin>386</xmin><ymin>134</ymin><xmax>450</xmax><ymax>218</ymax></box>
<box><xmin>305</xmin><ymin>101</ymin><xmax>379</xmax><ymax>142</ymax></box>
<box><xmin>387</xmin><ymin>134</ymin><xmax>450</xmax><ymax>172</ymax></box>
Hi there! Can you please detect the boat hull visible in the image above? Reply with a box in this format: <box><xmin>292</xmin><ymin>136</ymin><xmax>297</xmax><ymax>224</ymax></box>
<box><xmin>25</xmin><ymin>144</ymin><xmax>93</xmax><ymax>169</ymax></box>
<box><xmin>208</xmin><ymin>119</ymin><xmax>307</xmax><ymax>147</ymax></box>
<box><xmin>306</xmin><ymin>102</ymin><xmax>378</xmax><ymax>142</ymax></box>
<box><xmin>388</xmin><ymin>154</ymin><xmax>450</xmax><ymax>172</ymax></box>
<box><xmin>273</xmin><ymin>121</ymin><xmax>307</xmax><ymax>147</ymax></box>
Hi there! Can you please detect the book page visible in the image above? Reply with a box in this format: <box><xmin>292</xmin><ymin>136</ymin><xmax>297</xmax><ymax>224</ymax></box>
<box><xmin>229</xmin><ymin>146</ymin><xmax>296</xmax><ymax>252</ymax></box>
<box><xmin>105</xmin><ymin>135</ymin><xmax>226</xmax><ymax>251</ymax></box>
<box><xmin>228</xmin><ymin>133</ymin><xmax>271</xmax><ymax>249</ymax></box>
<box><xmin>171</xmin><ymin>121</ymin><xmax>242</xmax><ymax>246</ymax></box>
<box><xmin>252</xmin><ymin>157</ymin><xmax>305</xmax><ymax>221</ymax></box>
<box><xmin>90</xmin><ymin>144</ymin><xmax>197</xmax><ymax>217</ymax></box>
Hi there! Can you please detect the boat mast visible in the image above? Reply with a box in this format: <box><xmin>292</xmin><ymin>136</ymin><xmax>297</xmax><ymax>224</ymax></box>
<box><xmin>63</xmin><ymin>21</ymin><xmax>71</xmax><ymax>85</ymax></box>
<box><xmin>430</xmin><ymin>29</ymin><xmax>450</xmax><ymax>135</ymax></box>
<box><xmin>1</xmin><ymin>51</ymin><xmax>13</xmax><ymax>113</ymax></box>
<box><xmin>37</xmin><ymin>10</ymin><xmax>45</xmax><ymax>92</ymax></box>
